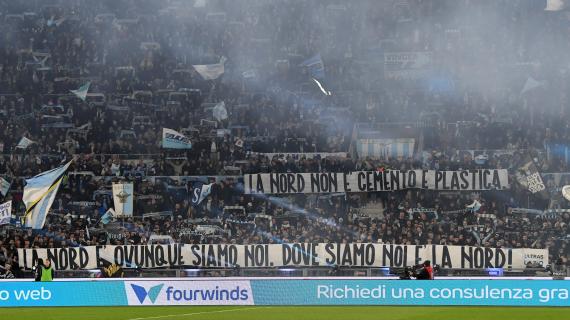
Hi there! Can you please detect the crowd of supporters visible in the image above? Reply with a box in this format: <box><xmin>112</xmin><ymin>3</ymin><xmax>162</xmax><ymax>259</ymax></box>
<box><xmin>2</xmin><ymin>0</ymin><xmax>570</xmax><ymax>277</ymax></box>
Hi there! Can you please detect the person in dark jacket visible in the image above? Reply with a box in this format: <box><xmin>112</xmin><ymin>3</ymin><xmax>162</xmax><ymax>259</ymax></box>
<box><xmin>416</xmin><ymin>260</ymin><xmax>434</xmax><ymax>280</ymax></box>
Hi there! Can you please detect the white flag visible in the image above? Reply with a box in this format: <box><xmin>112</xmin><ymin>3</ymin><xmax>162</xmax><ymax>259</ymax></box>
<box><xmin>312</xmin><ymin>78</ymin><xmax>332</xmax><ymax>96</ymax></box>
<box><xmin>162</xmin><ymin>128</ymin><xmax>192</xmax><ymax>149</ymax></box>
<box><xmin>194</xmin><ymin>0</ymin><xmax>206</xmax><ymax>7</ymax></box>
<box><xmin>0</xmin><ymin>200</ymin><xmax>11</xmax><ymax>225</ymax></box>
<box><xmin>213</xmin><ymin>101</ymin><xmax>228</xmax><ymax>121</ymax></box>
<box><xmin>70</xmin><ymin>82</ymin><xmax>91</xmax><ymax>101</ymax></box>
<box><xmin>562</xmin><ymin>185</ymin><xmax>570</xmax><ymax>201</ymax></box>
<box><xmin>0</xmin><ymin>177</ymin><xmax>10</xmax><ymax>197</ymax></box>
<box><xmin>23</xmin><ymin>161</ymin><xmax>72</xmax><ymax>229</ymax></box>
<box><xmin>16</xmin><ymin>137</ymin><xmax>35</xmax><ymax>149</ymax></box>
<box><xmin>113</xmin><ymin>183</ymin><xmax>133</xmax><ymax>216</ymax></box>
<box><xmin>545</xmin><ymin>0</ymin><xmax>565</xmax><ymax>11</ymax></box>
<box><xmin>193</xmin><ymin>57</ymin><xmax>226</xmax><ymax>80</ymax></box>
<box><xmin>521</xmin><ymin>76</ymin><xmax>543</xmax><ymax>95</ymax></box>
<box><xmin>466</xmin><ymin>199</ymin><xmax>482</xmax><ymax>213</ymax></box>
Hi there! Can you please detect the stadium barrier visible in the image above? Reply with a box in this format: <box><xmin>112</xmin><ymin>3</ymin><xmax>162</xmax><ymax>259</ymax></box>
<box><xmin>2</xmin><ymin>278</ymin><xmax>570</xmax><ymax>307</ymax></box>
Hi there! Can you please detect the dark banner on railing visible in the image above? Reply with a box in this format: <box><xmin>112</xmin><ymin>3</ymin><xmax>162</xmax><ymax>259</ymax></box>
<box><xmin>244</xmin><ymin>169</ymin><xmax>509</xmax><ymax>194</ymax></box>
<box><xmin>18</xmin><ymin>243</ymin><xmax>545</xmax><ymax>271</ymax></box>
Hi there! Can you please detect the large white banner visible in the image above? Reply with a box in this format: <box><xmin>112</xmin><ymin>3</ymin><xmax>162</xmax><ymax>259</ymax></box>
<box><xmin>113</xmin><ymin>183</ymin><xmax>133</xmax><ymax>216</ymax></box>
<box><xmin>244</xmin><ymin>169</ymin><xmax>509</xmax><ymax>194</ymax></box>
<box><xmin>18</xmin><ymin>243</ymin><xmax>546</xmax><ymax>271</ymax></box>
<box><xmin>0</xmin><ymin>200</ymin><xmax>11</xmax><ymax>225</ymax></box>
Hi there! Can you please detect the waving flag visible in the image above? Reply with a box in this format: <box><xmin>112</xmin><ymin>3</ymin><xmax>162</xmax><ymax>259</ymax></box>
<box><xmin>213</xmin><ymin>101</ymin><xmax>228</xmax><ymax>121</ymax></box>
<box><xmin>300</xmin><ymin>54</ymin><xmax>325</xmax><ymax>79</ymax></box>
<box><xmin>162</xmin><ymin>128</ymin><xmax>192</xmax><ymax>149</ymax></box>
<box><xmin>112</xmin><ymin>183</ymin><xmax>133</xmax><ymax>216</ymax></box>
<box><xmin>15</xmin><ymin>137</ymin><xmax>35</xmax><ymax>149</ymax></box>
<box><xmin>193</xmin><ymin>57</ymin><xmax>226</xmax><ymax>80</ymax></box>
<box><xmin>312</xmin><ymin>78</ymin><xmax>332</xmax><ymax>96</ymax></box>
<box><xmin>521</xmin><ymin>76</ymin><xmax>543</xmax><ymax>95</ymax></box>
<box><xmin>23</xmin><ymin>161</ymin><xmax>72</xmax><ymax>229</ymax></box>
<box><xmin>191</xmin><ymin>182</ymin><xmax>214</xmax><ymax>206</ymax></box>
<box><xmin>70</xmin><ymin>82</ymin><xmax>91</xmax><ymax>101</ymax></box>
<box><xmin>466</xmin><ymin>200</ymin><xmax>482</xmax><ymax>213</ymax></box>
<box><xmin>0</xmin><ymin>177</ymin><xmax>11</xmax><ymax>197</ymax></box>
<box><xmin>545</xmin><ymin>0</ymin><xmax>566</xmax><ymax>11</ymax></box>
<box><xmin>101</xmin><ymin>208</ymin><xmax>115</xmax><ymax>225</ymax></box>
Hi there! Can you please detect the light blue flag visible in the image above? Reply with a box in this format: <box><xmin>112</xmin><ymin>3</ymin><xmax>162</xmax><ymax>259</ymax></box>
<box><xmin>70</xmin><ymin>82</ymin><xmax>91</xmax><ymax>101</ymax></box>
<box><xmin>162</xmin><ymin>128</ymin><xmax>192</xmax><ymax>149</ymax></box>
<box><xmin>23</xmin><ymin>161</ymin><xmax>72</xmax><ymax>229</ymax></box>
<box><xmin>0</xmin><ymin>177</ymin><xmax>11</xmax><ymax>197</ymax></box>
<box><xmin>101</xmin><ymin>208</ymin><xmax>115</xmax><ymax>225</ymax></box>
<box><xmin>300</xmin><ymin>54</ymin><xmax>325</xmax><ymax>79</ymax></box>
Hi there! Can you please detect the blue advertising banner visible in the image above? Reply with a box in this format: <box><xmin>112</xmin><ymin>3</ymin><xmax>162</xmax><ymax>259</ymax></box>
<box><xmin>251</xmin><ymin>280</ymin><xmax>570</xmax><ymax>306</ymax></box>
<box><xmin>0</xmin><ymin>282</ymin><xmax>126</xmax><ymax>307</ymax></box>
<box><xmin>1</xmin><ymin>279</ymin><xmax>570</xmax><ymax>307</ymax></box>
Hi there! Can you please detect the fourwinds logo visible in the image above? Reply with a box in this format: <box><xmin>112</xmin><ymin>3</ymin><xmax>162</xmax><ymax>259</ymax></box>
<box><xmin>130</xmin><ymin>284</ymin><xmax>164</xmax><ymax>304</ymax></box>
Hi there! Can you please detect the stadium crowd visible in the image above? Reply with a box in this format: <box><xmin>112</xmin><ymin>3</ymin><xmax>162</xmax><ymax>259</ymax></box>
<box><xmin>1</xmin><ymin>0</ymin><xmax>570</xmax><ymax>277</ymax></box>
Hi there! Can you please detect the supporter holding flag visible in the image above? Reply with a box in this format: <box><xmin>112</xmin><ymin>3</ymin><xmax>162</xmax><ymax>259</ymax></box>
<box><xmin>23</xmin><ymin>160</ymin><xmax>73</xmax><ymax>229</ymax></box>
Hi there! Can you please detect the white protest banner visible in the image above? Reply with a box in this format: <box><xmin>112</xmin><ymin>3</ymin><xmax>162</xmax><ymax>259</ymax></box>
<box><xmin>162</xmin><ymin>128</ymin><xmax>192</xmax><ymax>149</ymax></box>
<box><xmin>0</xmin><ymin>200</ymin><xmax>11</xmax><ymax>225</ymax></box>
<box><xmin>18</xmin><ymin>243</ymin><xmax>547</xmax><ymax>271</ymax></box>
<box><xmin>113</xmin><ymin>183</ymin><xmax>133</xmax><ymax>216</ymax></box>
<box><xmin>244</xmin><ymin>169</ymin><xmax>509</xmax><ymax>194</ymax></box>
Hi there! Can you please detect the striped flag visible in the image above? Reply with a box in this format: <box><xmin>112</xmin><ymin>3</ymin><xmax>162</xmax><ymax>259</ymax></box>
<box><xmin>23</xmin><ymin>161</ymin><xmax>72</xmax><ymax>229</ymax></box>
